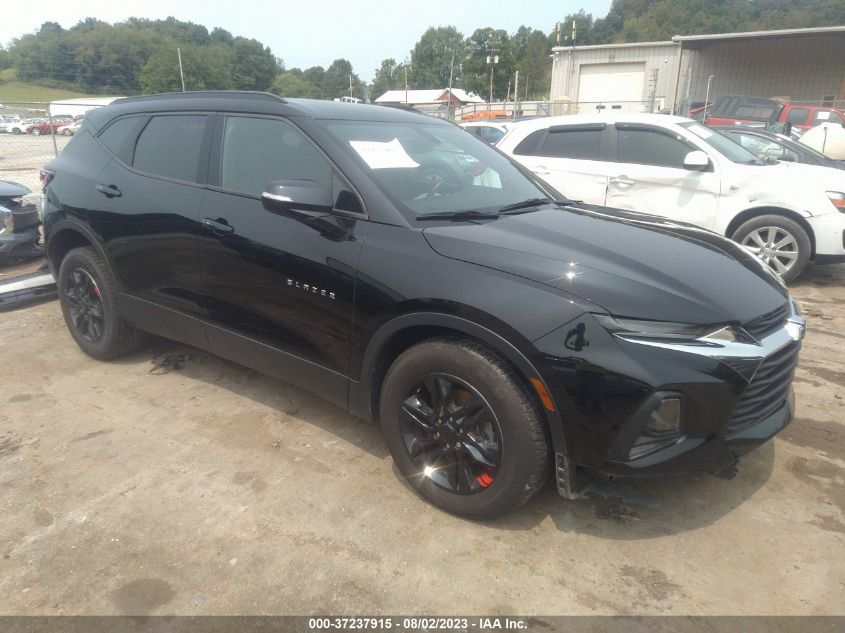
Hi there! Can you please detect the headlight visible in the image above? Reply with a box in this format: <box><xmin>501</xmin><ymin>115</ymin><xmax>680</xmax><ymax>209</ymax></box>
<box><xmin>594</xmin><ymin>315</ymin><xmax>747</xmax><ymax>343</ymax></box>
<box><xmin>827</xmin><ymin>191</ymin><xmax>845</xmax><ymax>212</ymax></box>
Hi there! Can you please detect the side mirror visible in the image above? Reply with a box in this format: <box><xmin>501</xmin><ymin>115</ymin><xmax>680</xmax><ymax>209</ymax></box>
<box><xmin>683</xmin><ymin>150</ymin><xmax>711</xmax><ymax>171</ymax></box>
<box><xmin>261</xmin><ymin>180</ymin><xmax>333</xmax><ymax>215</ymax></box>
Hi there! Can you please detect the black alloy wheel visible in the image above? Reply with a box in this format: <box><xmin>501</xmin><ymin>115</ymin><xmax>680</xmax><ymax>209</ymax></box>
<box><xmin>380</xmin><ymin>338</ymin><xmax>549</xmax><ymax>519</ymax></box>
<box><xmin>58</xmin><ymin>246</ymin><xmax>141</xmax><ymax>359</ymax></box>
<box><xmin>64</xmin><ymin>268</ymin><xmax>106</xmax><ymax>342</ymax></box>
<box><xmin>400</xmin><ymin>373</ymin><xmax>501</xmax><ymax>494</ymax></box>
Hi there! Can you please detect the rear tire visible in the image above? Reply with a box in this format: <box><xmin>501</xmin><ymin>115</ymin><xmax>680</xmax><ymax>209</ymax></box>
<box><xmin>380</xmin><ymin>337</ymin><xmax>548</xmax><ymax>519</ymax></box>
<box><xmin>731</xmin><ymin>214</ymin><xmax>811</xmax><ymax>283</ymax></box>
<box><xmin>58</xmin><ymin>247</ymin><xmax>141</xmax><ymax>360</ymax></box>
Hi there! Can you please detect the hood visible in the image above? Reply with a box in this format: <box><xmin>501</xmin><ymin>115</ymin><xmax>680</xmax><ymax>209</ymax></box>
<box><xmin>423</xmin><ymin>205</ymin><xmax>788</xmax><ymax>325</ymax></box>
<box><xmin>731</xmin><ymin>160</ymin><xmax>845</xmax><ymax>194</ymax></box>
<box><xmin>0</xmin><ymin>180</ymin><xmax>31</xmax><ymax>199</ymax></box>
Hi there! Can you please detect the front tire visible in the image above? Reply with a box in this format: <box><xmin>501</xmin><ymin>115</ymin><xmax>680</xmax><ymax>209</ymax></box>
<box><xmin>58</xmin><ymin>247</ymin><xmax>141</xmax><ymax>360</ymax></box>
<box><xmin>380</xmin><ymin>338</ymin><xmax>548</xmax><ymax>519</ymax></box>
<box><xmin>31</xmin><ymin>128</ymin><xmax>41</xmax><ymax>136</ymax></box>
<box><xmin>732</xmin><ymin>214</ymin><xmax>811</xmax><ymax>283</ymax></box>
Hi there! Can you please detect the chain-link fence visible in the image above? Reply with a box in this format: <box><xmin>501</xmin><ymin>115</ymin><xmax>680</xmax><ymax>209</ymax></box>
<box><xmin>0</xmin><ymin>100</ymin><xmax>104</xmax><ymax>278</ymax></box>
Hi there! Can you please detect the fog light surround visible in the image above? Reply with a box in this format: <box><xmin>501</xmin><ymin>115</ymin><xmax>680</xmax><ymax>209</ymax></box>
<box><xmin>628</xmin><ymin>397</ymin><xmax>683</xmax><ymax>459</ymax></box>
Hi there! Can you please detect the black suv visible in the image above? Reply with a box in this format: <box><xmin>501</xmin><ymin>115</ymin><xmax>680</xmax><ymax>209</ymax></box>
<box><xmin>43</xmin><ymin>92</ymin><xmax>805</xmax><ymax>518</ymax></box>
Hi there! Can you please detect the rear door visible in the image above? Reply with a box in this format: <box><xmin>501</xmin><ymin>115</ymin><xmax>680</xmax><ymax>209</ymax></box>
<box><xmin>606</xmin><ymin>123</ymin><xmax>721</xmax><ymax>229</ymax></box>
<box><xmin>510</xmin><ymin>123</ymin><xmax>610</xmax><ymax>205</ymax></box>
<box><xmin>194</xmin><ymin>113</ymin><xmax>367</xmax><ymax>404</ymax></box>
<box><xmin>87</xmin><ymin>112</ymin><xmax>211</xmax><ymax>347</ymax></box>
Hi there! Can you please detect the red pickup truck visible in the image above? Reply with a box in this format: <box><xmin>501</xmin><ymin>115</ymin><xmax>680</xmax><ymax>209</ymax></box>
<box><xmin>703</xmin><ymin>95</ymin><xmax>845</xmax><ymax>131</ymax></box>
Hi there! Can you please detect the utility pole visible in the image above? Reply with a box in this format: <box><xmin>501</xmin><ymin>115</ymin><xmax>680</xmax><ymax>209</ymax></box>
<box><xmin>349</xmin><ymin>74</ymin><xmax>353</xmax><ymax>98</ymax></box>
<box><xmin>486</xmin><ymin>45</ymin><xmax>499</xmax><ymax>112</ymax></box>
<box><xmin>404</xmin><ymin>57</ymin><xmax>410</xmax><ymax>105</ymax></box>
<box><xmin>177</xmin><ymin>47</ymin><xmax>186</xmax><ymax>92</ymax></box>
<box><xmin>514</xmin><ymin>70</ymin><xmax>519</xmax><ymax>120</ymax></box>
<box><xmin>447</xmin><ymin>48</ymin><xmax>455</xmax><ymax>121</ymax></box>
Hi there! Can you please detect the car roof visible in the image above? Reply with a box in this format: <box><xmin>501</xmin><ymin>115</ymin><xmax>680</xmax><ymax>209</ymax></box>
<box><xmin>87</xmin><ymin>91</ymin><xmax>447</xmax><ymax>131</ymax></box>
<box><xmin>508</xmin><ymin>112</ymin><xmax>694</xmax><ymax>134</ymax></box>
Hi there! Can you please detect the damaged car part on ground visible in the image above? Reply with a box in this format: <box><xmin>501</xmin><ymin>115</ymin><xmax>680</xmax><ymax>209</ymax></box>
<box><xmin>42</xmin><ymin>91</ymin><xmax>805</xmax><ymax>519</ymax></box>
<box><xmin>0</xmin><ymin>179</ymin><xmax>42</xmax><ymax>264</ymax></box>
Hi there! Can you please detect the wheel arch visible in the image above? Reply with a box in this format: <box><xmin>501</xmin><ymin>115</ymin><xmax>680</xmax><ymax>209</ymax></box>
<box><xmin>46</xmin><ymin>222</ymin><xmax>108</xmax><ymax>277</ymax></box>
<box><xmin>348</xmin><ymin>312</ymin><xmax>569</xmax><ymax>458</ymax></box>
<box><xmin>725</xmin><ymin>206</ymin><xmax>817</xmax><ymax>258</ymax></box>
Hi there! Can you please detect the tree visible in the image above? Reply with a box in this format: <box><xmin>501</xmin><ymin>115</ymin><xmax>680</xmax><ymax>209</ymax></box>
<box><xmin>409</xmin><ymin>26</ymin><xmax>464</xmax><ymax>88</ymax></box>
<box><xmin>230</xmin><ymin>36</ymin><xmax>278</xmax><ymax>90</ymax></box>
<box><xmin>271</xmin><ymin>71</ymin><xmax>320</xmax><ymax>98</ymax></box>
<box><xmin>139</xmin><ymin>43</ymin><xmax>232</xmax><ymax>93</ymax></box>
<box><xmin>462</xmin><ymin>28</ymin><xmax>515</xmax><ymax>101</ymax></box>
<box><xmin>0</xmin><ymin>46</ymin><xmax>8</xmax><ymax>70</ymax></box>
<box><xmin>321</xmin><ymin>58</ymin><xmax>364</xmax><ymax>100</ymax></box>
<box><xmin>515</xmin><ymin>29</ymin><xmax>552</xmax><ymax>100</ymax></box>
<box><xmin>370</xmin><ymin>58</ymin><xmax>401</xmax><ymax>99</ymax></box>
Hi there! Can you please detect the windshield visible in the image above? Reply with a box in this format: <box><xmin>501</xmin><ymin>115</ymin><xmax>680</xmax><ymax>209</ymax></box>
<box><xmin>325</xmin><ymin>120</ymin><xmax>548</xmax><ymax>218</ymax></box>
<box><xmin>679</xmin><ymin>122</ymin><xmax>765</xmax><ymax>164</ymax></box>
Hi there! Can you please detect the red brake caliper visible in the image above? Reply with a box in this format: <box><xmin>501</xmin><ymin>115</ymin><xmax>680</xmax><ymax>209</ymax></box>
<box><xmin>475</xmin><ymin>471</ymin><xmax>494</xmax><ymax>488</ymax></box>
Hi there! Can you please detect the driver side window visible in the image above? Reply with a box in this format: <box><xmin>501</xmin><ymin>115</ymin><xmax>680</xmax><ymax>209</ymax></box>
<box><xmin>221</xmin><ymin>116</ymin><xmax>332</xmax><ymax>196</ymax></box>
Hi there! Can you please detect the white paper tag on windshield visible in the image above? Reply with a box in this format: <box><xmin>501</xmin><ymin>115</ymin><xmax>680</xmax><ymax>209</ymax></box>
<box><xmin>349</xmin><ymin>138</ymin><xmax>420</xmax><ymax>169</ymax></box>
<box><xmin>816</xmin><ymin>110</ymin><xmax>831</xmax><ymax>121</ymax></box>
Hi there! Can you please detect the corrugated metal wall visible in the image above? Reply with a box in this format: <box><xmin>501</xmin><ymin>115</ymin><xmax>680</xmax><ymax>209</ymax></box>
<box><xmin>552</xmin><ymin>33</ymin><xmax>845</xmax><ymax>112</ymax></box>
<box><xmin>685</xmin><ymin>34</ymin><xmax>845</xmax><ymax>106</ymax></box>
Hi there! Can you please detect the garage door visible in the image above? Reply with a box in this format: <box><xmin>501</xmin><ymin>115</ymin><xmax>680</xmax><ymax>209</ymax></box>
<box><xmin>577</xmin><ymin>62</ymin><xmax>645</xmax><ymax>113</ymax></box>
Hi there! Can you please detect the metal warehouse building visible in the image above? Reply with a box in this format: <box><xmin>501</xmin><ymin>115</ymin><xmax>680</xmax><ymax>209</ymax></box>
<box><xmin>550</xmin><ymin>25</ymin><xmax>845</xmax><ymax>115</ymax></box>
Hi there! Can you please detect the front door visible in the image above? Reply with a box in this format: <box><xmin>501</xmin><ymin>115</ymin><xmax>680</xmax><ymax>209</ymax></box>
<box><xmin>195</xmin><ymin>114</ymin><xmax>367</xmax><ymax>403</ymax></box>
<box><xmin>606</xmin><ymin>124</ymin><xmax>721</xmax><ymax>229</ymax></box>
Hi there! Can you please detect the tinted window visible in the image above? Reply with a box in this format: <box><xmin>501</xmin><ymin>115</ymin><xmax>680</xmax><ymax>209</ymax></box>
<box><xmin>98</xmin><ymin>116</ymin><xmax>142</xmax><ymax>163</ymax></box>
<box><xmin>617</xmin><ymin>128</ymin><xmax>691</xmax><ymax>168</ymax></box>
<box><xmin>221</xmin><ymin>116</ymin><xmax>331</xmax><ymax>196</ymax></box>
<box><xmin>540</xmin><ymin>129</ymin><xmax>602</xmax><ymax>160</ymax></box>
<box><xmin>480</xmin><ymin>127</ymin><xmax>505</xmax><ymax>143</ymax></box>
<box><xmin>133</xmin><ymin>115</ymin><xmax>207</xmax><ymax>183</ymax></box>
<box><xmin>786</xmin><ymin>108</ymin><xmax>809</xmax><ymax>125</ymax></box>
<box><xmin>513</xmin><ymin>130</ymin><xmax>546</xmax><ymax>155</ymax></box>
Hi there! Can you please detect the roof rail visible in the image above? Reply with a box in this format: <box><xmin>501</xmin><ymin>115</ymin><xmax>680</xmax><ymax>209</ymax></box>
<box><xmin>114</xmin><ymin>91</ymin><xmax>287</xmax><ymax>105</ymax></box>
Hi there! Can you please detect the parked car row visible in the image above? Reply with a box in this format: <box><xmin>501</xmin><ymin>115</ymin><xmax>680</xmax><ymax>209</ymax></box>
<box><xmin>0</xmin><ymin>115</ymin><xmax>82</xmax><ymax>135</ymax></box>
<box><xmin>496</xmin><ymin>113</ymin><xmax>845</xmax><ymax>282</ymax></box>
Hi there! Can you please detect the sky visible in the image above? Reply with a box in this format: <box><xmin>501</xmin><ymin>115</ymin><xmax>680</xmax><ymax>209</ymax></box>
<box><xmin>1</xmin><ymin>0</ymin><xmax>612</xmax><ymax>81</ymax></box>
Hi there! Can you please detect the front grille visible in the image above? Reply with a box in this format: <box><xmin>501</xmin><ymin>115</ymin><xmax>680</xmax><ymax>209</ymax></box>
<box><xmin>727</xmin><ymin>341</ymin><xmax>799</xmax><ymax>434</ymax></box>
<box><xmin>743</xmin><ymin>303</ymin><xmax>789</xmax><ymax>340</ymax></box>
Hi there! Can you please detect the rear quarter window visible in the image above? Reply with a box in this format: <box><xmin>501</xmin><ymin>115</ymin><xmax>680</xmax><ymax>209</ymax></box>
<box><xmin>97</xmin><ymin>116</ymin><xmax>143</xmax><ymax>163</ymax></box>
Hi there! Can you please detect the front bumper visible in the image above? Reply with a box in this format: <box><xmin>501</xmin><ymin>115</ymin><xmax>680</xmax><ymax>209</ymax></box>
<box><xmin>534</xmin><ymin>304</ymin><xmax>804</xmax><ymax>486</ymax></box>
<box><xmin>0</xmin><ymin>227</ymin><xmax>41</xmax><ymax>259</ymax></box>
<box><xmin>807</xmin><ymin>210</ymin><xmax>845</xmax><ymax>259</ymax></box>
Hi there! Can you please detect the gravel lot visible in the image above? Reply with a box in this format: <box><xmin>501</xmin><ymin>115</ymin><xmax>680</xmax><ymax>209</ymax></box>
<box><xmin>0</xmin><ymin>260</ymin><xmax>843</xmax><ymax>616</ymax></box>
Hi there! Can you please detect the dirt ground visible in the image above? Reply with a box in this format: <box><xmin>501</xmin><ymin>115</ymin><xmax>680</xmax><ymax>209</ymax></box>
<box><xmin>0</xmin><ymin>262</ymin><xmax>843</xmax><ymax>616</ymax></box>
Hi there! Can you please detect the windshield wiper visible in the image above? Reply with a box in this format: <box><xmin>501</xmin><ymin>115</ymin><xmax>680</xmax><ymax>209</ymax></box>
<box><xmin>417</xmin><ymin>209</ymin><xmax>499</xmax><ymax>221</ymax></box>
<box><xmin>417</xmin><ymin>198</ymin><xmax>578</xmax><ymax>221</ymax></box>
<box><xmin>495</xmin><ymin>198</ymin><xmax>577</xmax><ymax>214</ymax></box>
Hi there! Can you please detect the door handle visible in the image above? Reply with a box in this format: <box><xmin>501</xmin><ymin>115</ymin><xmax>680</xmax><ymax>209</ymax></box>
<box><xmin>532</xmin><ymin>165</ymin><xmax>551</xmax><ymax>175</ymax></box>
<box><xmin>95</xmin><ymin>183</ymin><xmax>122</xmax><ymax>198</ymax></box>
<box><xmin>201</xmin><ymin>217</ymin><xmax>234</xmax><ymax>234</ymax></box>
<box><xmin>609</xmin><ymin>176</ymin><xmax>635</xmax><ymax>187</ymax></box>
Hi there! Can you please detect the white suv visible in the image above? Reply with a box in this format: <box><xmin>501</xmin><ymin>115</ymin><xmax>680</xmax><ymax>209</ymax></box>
<box><xmin>498</xmin><ymin>113</ymin><xmax>845</xmax><ymax>281</ymax></box>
